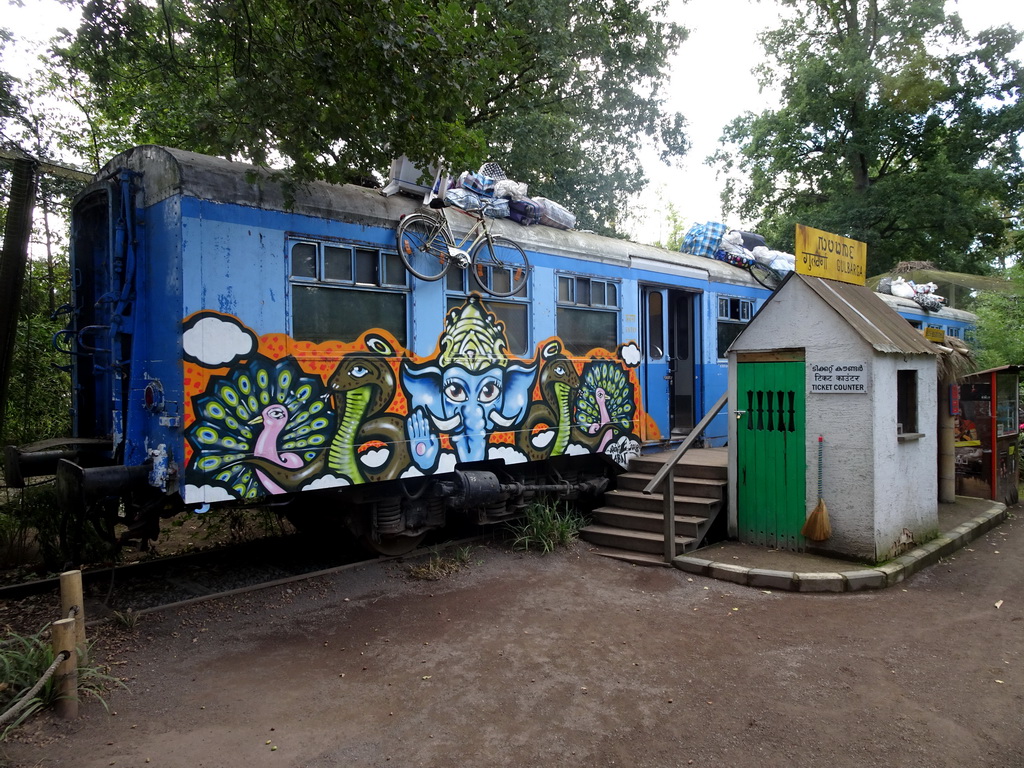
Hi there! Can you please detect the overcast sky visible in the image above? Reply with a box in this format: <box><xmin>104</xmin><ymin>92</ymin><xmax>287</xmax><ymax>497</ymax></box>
<box><xmin>5</xmin><ymin>0</ymin><xmax>1024</xmax><ymax>245</ymax></box>
<box><xmin>629</xmin><ymin>0</ymin><xmax>1024</xmax><ymax>244</ymax></box>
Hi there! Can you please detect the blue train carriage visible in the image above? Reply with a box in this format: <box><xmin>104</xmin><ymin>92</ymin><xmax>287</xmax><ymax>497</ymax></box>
<box><xmin>7</xmin><ymin>145</ymin><xmax>770</xmax><ymax>553</ymax></box>
<box><xmin>875</xmin><ymin>293</ymin><xmax>978</xmax><ymax>342</ymax></box>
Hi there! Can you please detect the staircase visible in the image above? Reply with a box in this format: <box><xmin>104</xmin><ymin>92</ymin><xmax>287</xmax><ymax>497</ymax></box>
<box><xmin>580</xmin><ymin>447</ymin><xmax>728</xmax><ymax>566</ymax></box>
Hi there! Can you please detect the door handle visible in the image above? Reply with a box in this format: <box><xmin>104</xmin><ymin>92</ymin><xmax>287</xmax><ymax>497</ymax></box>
<box><xmin>734</xmin><ymin>410</ymin><xmax>747</xmax><ymax>420</ymax></box>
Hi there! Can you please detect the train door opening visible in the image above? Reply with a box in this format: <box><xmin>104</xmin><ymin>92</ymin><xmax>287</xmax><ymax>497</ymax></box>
<box><xmin>641</xmin><ymin>286</ymin><xmax>698</xmax><ymax>441</ymax></box>
<box><xmin>669</xmin><ymin>290</ymin><xmax>696</xmax><ymax>436</ymax></box>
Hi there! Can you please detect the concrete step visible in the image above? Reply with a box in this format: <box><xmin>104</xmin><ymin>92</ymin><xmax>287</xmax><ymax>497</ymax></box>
<box><xmin>588</xmin><ymin>547</ymin><xmax>671</xmax><ymax>568</ymax></box>
<box><xmin>615</xmin><ymin>472</ymin><xmax>726</xmax><ymax>499</ymax></box>
<box><xmin>602</xmin><ymin>488</ymin><xmax>720</xmax><ymax>516</ymax></box>
<box><xmin>628</xmin><ymin>453</ymin><xmax>727</xmax><ymax>481</ymax></box>
<box><xmin>592</xmin><ymin>507</ymin><xmax>707</xmax><ymax>538</ymax></box>
<box><xmin>579</xmin><ymin>524</ymin><xmax>696</xmax><ymax>555</ymax></box>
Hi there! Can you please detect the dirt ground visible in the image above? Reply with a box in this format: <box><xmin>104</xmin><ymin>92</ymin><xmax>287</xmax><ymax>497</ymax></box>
<box><xmin>3</xmin><ymin>508</ymin><xmax>1023</xmax><ymax>768</ymax></box>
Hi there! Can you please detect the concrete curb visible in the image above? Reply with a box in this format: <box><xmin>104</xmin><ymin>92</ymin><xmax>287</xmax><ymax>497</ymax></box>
<box><xmin>672</xmin><ymin>502</ymin><xmax>1008</xmax><ymax>592</ymax></box>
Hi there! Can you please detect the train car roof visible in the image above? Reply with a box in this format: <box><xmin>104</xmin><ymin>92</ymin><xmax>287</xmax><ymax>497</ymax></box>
<box><xmin>874</xmin><ymin>291</ymin><xmax>978</xmax><ymax>324</ymax></box>
<box><xmin>86</xmin><ymin>145</ymin><xmax>765</xmax><ymax>291</ymax></box>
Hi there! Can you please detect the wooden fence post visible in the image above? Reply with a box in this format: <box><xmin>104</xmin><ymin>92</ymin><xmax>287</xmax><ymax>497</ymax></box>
<box><xmin>60</xmin><ymin>569</ymin><xmax>87</xmax><ymax>666</ymax></box>
<box><xmin>51</xmin><ymin>618</ymin><xmax>78</xmax><ymax>719</ymax></box>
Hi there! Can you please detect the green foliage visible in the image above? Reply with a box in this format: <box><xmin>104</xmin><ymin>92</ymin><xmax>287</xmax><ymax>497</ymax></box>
<box><xmin>0</xmin><ymin>507</ymin><xmax>35</xmax><ymax>568</ymax></box>
<box><xmin>506</xmin><ymin>499</ymin><xmax>587</xmax><ymax>554</ymax></box>
<box><xmin>713</xmin><ymin>0</ymin><xmax>1024</xmax><ymax>275</ymax></box>
<box><xmin>110</xmin><ymin>608</ymin><xmax>141</xmax><ymax>631</ymax></box>
<box><xmin>3</xmin><ymin>262</ymin><xmax>73</xmax><ymax>448</ymax></box>
<box><xmin>55</xmin><ymin>0</ymin><xmax>687</xmax><ymax>234</ymax></box>
<box><xmin>1</xmin><ymin>483</ymin><xmax>111</xmax><ymax>572</ymax></box>
<box><xmin>0</xmin><ymin>629</ymin><xmax>123</xmax><ymax>739</ymax></box>
<box><xmin>972</xmin><ymin>262</ymin><xmax>1024</xmax><ymax>369</ymax></box>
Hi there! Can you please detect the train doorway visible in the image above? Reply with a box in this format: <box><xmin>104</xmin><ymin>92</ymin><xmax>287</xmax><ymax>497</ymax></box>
<box><xmin>641</xmin><ymin>286</ymin><xmax>698</xmax><ymax>441</ymax></box>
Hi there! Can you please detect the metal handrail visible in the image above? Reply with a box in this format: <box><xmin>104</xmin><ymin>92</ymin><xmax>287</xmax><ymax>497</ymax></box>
<box><xmin>642</xmin><ymin>392</ymin><xmax>729</xmax><ymax>562</ymax></box>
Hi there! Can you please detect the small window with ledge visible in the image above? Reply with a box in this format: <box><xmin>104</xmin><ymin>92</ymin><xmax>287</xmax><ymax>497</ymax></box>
<box><xmin>897</xmin><ymin>369</ymin><xmax>919</xmax><ymax>437</ymax></box>
<box><xmin>717</xmin><ymin>296</ymin><xmax>755</xmax><ymax>359</ymax></box>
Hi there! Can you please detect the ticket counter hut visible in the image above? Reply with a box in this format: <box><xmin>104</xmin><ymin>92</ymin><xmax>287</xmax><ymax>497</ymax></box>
<box><xmin>954</xmin><ymin>366</ymin><xmax>1021</xmax><ymax>506</ymax></box>
<box><xmin>726</xmin><ymin>273</ymin><xmax>939</xmax><ymax>563</ymax></box>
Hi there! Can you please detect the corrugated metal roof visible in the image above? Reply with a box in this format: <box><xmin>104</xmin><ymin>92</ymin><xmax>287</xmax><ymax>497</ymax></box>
<box><xmin>796</xmin><ymin>273</ymin><xmax>938</xmax><ymax>355</ymax></box>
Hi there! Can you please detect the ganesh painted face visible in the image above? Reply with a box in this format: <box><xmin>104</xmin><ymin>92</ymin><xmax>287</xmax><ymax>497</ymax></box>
<box><xmin>401</xmin><ymin>296</ymin><xmax>537</xmax><ymax>465</ymax></box>
<box><xmin>440</xmin><ymin>365</ymin><xmax>504</xmax><ymax>458</ymax></box>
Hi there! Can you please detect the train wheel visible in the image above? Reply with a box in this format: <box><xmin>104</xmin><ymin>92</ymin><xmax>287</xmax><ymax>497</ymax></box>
<box><xmin>362</xmin><ymin>532</ymin><xmax>427</xmax><ymax>557</ymax></box>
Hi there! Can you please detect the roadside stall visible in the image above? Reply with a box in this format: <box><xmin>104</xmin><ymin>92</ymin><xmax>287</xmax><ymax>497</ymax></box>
<box><xmin>954</xmin><ymin>366</ymin><xmax>1021</xmax><ymax>506</ymax></box>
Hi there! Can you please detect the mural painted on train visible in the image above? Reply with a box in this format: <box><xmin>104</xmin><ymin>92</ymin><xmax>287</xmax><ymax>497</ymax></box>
<box><xmin>182</xmin><ymin>295</ymin><xmax>646</xmax><ymax>504</ymax></box>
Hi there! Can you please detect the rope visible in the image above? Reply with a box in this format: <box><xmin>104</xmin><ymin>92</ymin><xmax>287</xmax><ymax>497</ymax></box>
<box><xmin>0</xmin><ymin>650</ymin><xmax>71</xmax><ymax>727</ymax></box>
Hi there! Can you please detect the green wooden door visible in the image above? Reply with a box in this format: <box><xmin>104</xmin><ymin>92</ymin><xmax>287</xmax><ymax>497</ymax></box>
<box><xmin>737</xmin><ymin>361</ymin><xmax>806</xmax><ymax>550</ymax></box>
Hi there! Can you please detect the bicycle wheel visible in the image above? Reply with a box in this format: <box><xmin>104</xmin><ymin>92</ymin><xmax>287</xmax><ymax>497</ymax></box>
<box><xmin>396</xmin><ymin>212</ymin><xmax>453</xmax><ymax>281</ymax></box>
<box><xmin>470</xmin><ymin>235</ymin><xmax>530</xmax><ymax>297</ymax></box>
<box><xmin>748</xmin><ymin>261</ymin><xmax>783</xmax><ymax>291</ymax></box>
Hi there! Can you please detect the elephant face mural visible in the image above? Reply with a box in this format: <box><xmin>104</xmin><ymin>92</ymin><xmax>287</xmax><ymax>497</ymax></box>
<box><xmin>401</xmin><ymin>296</ymin><xmax>537</xmax><ymax>469</ymax></box>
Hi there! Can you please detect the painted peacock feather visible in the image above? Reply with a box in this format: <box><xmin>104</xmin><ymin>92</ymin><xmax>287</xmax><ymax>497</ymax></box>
<box><xmin>186</xmin><ymin>355</ymin><xmax>335</xmax><ymax>499</ymax></box>
<box><xmin>575</xmin><ymin>360</ymin><xmax>634</xmax><ymax>437</ymax></box>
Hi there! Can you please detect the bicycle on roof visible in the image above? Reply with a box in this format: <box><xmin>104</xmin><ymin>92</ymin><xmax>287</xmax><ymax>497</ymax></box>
<box><xmin>395</xmin><ymin>196</ymin><xmax>530</xmax><ymax>298</ymax></box>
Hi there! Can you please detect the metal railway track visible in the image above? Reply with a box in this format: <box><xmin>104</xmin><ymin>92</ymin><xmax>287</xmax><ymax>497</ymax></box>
<box><xmin>1</xmin><ymin>530</ymin><xmax>484</xmax><ymax>621</ymax></box>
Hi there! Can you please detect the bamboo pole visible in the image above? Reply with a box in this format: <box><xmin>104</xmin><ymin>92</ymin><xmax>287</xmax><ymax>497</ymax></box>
<box><xmin>60</xmin><ymin>569</ymin><xmax>87</xmax><ymax>665</ymax></box>
<box><xmin>51</xmin><ymin>618</ymin><xmax>78</xmax><ymax>720</ymax></box>
<box><xmin>937</xmin><ymin>381</ymin><xmax>956</xmax><ymax>503</ymax></box>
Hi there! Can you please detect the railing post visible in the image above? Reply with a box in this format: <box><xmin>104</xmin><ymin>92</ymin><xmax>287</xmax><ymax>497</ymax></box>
<box><xmin>663</xmin><ymin>465</ymin><xmax>676</xmax><ymax>563</ymax></box>
<box><xmin>51</xmin><ymin>618</ymin><xmax>78</xmax><ymax>720</ymax></box>
<box><xmin>644</xmin><ymin>393</ymin><xmax>729</xmax><ymax>564</ymax></box>
<box><xmin>60</xmin><ymin>569</ymin><xmax>87</xmax><ymax>666</ymax></box>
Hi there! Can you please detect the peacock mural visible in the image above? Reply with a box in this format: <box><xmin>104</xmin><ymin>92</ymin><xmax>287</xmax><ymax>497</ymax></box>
<box><xmin>186</xmin><ymin>355</ymin><xmax>334</xmax><ymax>500</ymax></box>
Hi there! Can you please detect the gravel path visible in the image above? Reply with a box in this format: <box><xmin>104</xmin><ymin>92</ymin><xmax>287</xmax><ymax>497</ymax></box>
<box><xmin>2</xmin><ymin>509</ymin><xmax>1023</xmax><ymax>768</ymax></box>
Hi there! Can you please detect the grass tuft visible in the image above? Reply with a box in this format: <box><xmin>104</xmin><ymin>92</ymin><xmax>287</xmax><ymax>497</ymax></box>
<box><xmin>0</xmin><ymin>628</ymin><xmax>125</xmax><ymax>739</ymax></box>
<box><xmin>506</xmin><ymin>499</ymin><xmax>587</xmax><ymax>554</ymax></box>
<box><xmin>406</xmin><ymin>546</ymin><xmax>474</xmax><ymax>581</ymax></box>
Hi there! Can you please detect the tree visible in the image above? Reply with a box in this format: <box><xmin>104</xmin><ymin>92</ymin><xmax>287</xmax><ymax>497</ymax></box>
<box><xmin>57</xmin><ymin>0</ymin><xmax>688</xmax><ymax>235</ymax></box>
<box><xmin>972</xmin><ymin>260</ymin><xmax>1024</xmax><ymax>370</ymax></box>
<box><xmin>713</xmin><ymin>0</ymin><xmax>1024</xmax><ymax>275</ymax></box>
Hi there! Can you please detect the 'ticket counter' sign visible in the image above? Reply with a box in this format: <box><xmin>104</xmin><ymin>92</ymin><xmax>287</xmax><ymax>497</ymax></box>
<box><xmin>810</xmin><ymin>363</ymin><xmax>869</xmax><ymax>394</ymax></box>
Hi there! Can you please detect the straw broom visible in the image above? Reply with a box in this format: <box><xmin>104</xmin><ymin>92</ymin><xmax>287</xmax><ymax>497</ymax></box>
<box><xmin>802</xmin><ymin>435</ymin><xmax>831</xmax><ymax>541</ymax></box>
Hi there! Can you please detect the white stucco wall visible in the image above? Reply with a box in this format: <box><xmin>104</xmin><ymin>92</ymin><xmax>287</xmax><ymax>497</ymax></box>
<box><xmin>727</xmin><ymin>278</ymin><xmax>938</xmax><ymax>562</ymax></box>
<box><xmin>870</xmin><ymin>355</ymin><xmax>939</xmax><ymax>560</ymax></box>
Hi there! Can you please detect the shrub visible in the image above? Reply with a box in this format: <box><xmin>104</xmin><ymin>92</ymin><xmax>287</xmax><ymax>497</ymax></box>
<box><xmin>506</xmin><ymin>499</ymin><xmax>587</xmax><ymax>554</ymax></box>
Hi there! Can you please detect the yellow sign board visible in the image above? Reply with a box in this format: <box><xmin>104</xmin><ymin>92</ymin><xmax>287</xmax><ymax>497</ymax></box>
<box><xmin>923</xmin><ymin>327</ymin><xmax>945</xmax><ymax>343</ymax></box>
<box><xmin>795</xmin><ymin>224</ymin><xmax>867</xmax><ymax>286</ymax></box>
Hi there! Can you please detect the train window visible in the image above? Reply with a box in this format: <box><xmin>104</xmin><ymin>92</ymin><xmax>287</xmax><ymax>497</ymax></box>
<box><xmin>558</xmin><ymin>309</ymin><xmax>617</xmax><ymax>355</ymax></box>
<box><xmin>717</xmin><ymin>296</ymin><xmax>755</xmax><ymax>359</ymax></box>
<box><xmin>648</xmin><ymin>291</ymin><xmax>664</xmax><ymax>360</ymax></box>
<box><xmin>557</xmin><ymin>274</ymin><xmax>621</xmax><ymax>355</ymax></box>
<box><xmin>383</xmin><ymin>252</ymin><xmax>406</xmax><ymax>287</ymax></box>
<box><xmin>558</xmin><ymin>276</ymin><xmax>574</xmax><ymax>303</ymax></box>
<box><xmin>947</xmin><ymin>326</ymin><xmax>962</xmax><ymax>339</ymax></box>
<box><xmin>288</xmin><ymin>237</ymin><xmax>408</xmax><ymax>345</ymax></box>
<box><xmin>355</xmin><ymin>248</ymin><xmax>377</xmax><ymax>284</ymax></box>
<box><xmin>293</xmin><ymin>286</ymin><xmax>407</xmax><ymax>346</ymax></box>
<box><xmin>323</xmin><ymin>245</ymin><xmax>353</xmax><ymax>282</ymax></box>
<box><xmin>447</xmin><ymin>263</ymin><xmax>531</xmax><ymax>357</ymax></box>
<box><xmin>290</xmin><ymin>242</ymin><xmax>318</xmax><ymax>279</ymax></box>
<box><xmin>447</xmin><ymin>298</ymin><xmax>529</xmax><ymax>357</ymax></box>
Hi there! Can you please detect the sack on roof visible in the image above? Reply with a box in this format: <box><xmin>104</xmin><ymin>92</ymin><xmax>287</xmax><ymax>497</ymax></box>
<box><xmin>534</xmin><ymin>197</ymin><xmax>576</xmax><ymax>230</ymax></box>
<box><xmin>681</xmin><ymin>221</ymin><xmax>727</xmax><ymax>258</ymax></box>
